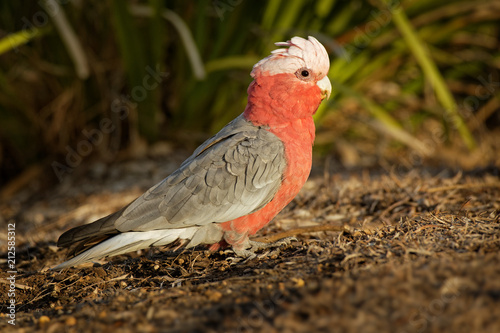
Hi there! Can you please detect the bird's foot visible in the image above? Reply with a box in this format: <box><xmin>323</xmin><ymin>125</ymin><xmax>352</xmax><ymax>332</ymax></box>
<box><xmin>226</xmin><ymin>237</ymin><xmax>297</xmax><ymax>264</ymax></box>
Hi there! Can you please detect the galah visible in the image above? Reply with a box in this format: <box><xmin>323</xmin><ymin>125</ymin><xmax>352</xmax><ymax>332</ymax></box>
<box><xmin>54</xmin><ymin>36</ymin><xmax>331</xmax><ymax>269</ymax></box>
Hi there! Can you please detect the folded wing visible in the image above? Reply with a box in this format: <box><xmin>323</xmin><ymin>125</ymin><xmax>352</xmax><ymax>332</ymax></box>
<box><xmin>57</xmin><ymin>115</ymin><xmax>286</xmax><ymax>258</ymax></box>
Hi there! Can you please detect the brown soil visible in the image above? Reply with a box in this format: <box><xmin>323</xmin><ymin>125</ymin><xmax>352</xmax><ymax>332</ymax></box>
<box><xmin>1</xmin><ymin>154</ymin><xmax>499</xmax><ymax>333</ymax></box>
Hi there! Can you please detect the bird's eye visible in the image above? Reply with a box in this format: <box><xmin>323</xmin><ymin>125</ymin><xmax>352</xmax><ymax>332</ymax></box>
<box><xmin>295</xmin><ymin>67</ymin><xmax>313</xmax><ymax>80</ymax></box>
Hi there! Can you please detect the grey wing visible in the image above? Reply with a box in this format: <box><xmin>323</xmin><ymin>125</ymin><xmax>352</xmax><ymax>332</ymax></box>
<box><xmin>113</xmin><ymin>115</ymin><xmax>286</xmax><ymax>232</ymax></box>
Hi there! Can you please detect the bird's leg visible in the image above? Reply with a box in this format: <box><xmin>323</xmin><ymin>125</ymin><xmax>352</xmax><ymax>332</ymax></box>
<box><xmin>228</xmin><ymin>236</ymin><xmax>297</xmax><ymax>263</ymax></box>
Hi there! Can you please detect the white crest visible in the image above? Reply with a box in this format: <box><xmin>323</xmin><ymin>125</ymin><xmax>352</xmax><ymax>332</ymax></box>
<box><xmin>252</xmin><ymin>36</ymin><xmax>330</xmax><ymax>79</ymax></box>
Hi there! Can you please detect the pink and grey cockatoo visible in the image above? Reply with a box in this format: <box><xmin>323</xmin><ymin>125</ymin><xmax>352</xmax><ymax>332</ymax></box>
<box><xmin>54</xmin><ymin>36</ymin><xmax>331</xmax><ymax>269</ymax></box>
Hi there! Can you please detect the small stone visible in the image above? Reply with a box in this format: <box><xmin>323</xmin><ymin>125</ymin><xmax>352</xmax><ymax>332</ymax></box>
<box><xmin>38</xmin><ymin>315</ymin><xmax>50</xmax><ymax>325</ymax></box>
<box><xmin>292</xmin><ymin>278</ymin><xmax>305</xmax><ymax>288</ymax></box>
<box><xmin>205</xmin><ymin>290</ymin><xmax>223</xmax><ymax>302</ymax></box>
<box><xmin>65</xmin><ymin>316</ymin><xmax>77</xmax><ymax>326</ymax></box>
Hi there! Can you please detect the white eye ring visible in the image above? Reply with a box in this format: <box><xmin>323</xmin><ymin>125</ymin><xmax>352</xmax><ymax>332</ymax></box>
<box><xmin>295</xmin><ymin>67</ymin><xmax>313</xmax><ymax>81</ymax></box>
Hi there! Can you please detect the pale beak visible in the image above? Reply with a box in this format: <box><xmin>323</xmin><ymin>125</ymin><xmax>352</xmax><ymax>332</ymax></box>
<box><xmin>317</xmin><ymin>75</ymin><xmax>332</xmax><ymax>100</ymax></box>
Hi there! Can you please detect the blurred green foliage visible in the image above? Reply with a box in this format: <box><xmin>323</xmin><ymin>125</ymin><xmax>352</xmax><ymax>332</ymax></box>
<box><xmin>0</xmin><ymin>0</ymin><xmax>498</xmax><ymax>184</ymax></box>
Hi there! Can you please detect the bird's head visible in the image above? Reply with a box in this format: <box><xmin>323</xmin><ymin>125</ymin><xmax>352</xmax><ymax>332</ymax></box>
<box><xmin>245</xmin><ymin>36</ymin><xmax>331</xmax><ymax>126</ymax></box>
<box><xmin>252</xmin><ymin>36</ymin><xmax>331</xmax><ymax>100</ymax></box>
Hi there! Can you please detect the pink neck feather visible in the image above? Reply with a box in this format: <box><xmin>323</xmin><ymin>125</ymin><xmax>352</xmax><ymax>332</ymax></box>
<box><xmin>243</xmin><ymin>73</ymin><xmax>323</xmax><ymax>129</ymax></box>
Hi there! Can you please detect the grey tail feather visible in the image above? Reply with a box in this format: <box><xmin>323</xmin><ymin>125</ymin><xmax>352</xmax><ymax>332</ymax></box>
<box><xmin>57</xmin><ymin>206</ymin><xmax>129</xmax><ymax>257</ymax></box>
<box><xmin>58</xmin><ymin>207</ymin><xmax>126</xmax><ymax>247</ymax></box>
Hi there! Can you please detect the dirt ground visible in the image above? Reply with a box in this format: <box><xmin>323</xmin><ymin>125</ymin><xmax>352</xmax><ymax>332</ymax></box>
<box><xmin>1</xmin><ymin>149</ymin><xmax>500</xmax><ymax>332</ymax></box>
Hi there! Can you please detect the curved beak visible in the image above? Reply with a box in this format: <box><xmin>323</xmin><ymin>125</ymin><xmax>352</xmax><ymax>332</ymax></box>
<box><xmin>317</xmin><ymin>75</ymin><xmax>332</xmax><ymax>100</ymax></box>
